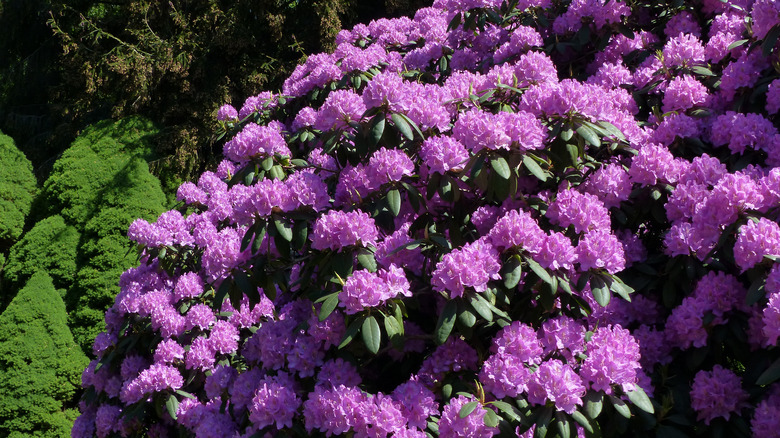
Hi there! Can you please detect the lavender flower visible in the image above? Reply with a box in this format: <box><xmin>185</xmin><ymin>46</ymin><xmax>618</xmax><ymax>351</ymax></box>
<box><xmin>314</xmin><ymin>89</ymin><xmax>367</xmax><ymax>131</ymax></box>
<box><xmin>223</xmin><ymin>123</ymin><xmax>290</xmax><ymax>163</ymax></box>
<box><xmin>526</xmin><ymin>359</ymin><xmax>586</xmax><ymax>414</ymax></box>
<box><xmin>690</xmin><ymin>366</ymin><xmax>748</xmax><ymax>424</ymax></box>
<box><xmin>580</xmin><ymin>325</ymin><xmax>641</xmax><ymax>393</ymax></box>
<box><xmin>432</xmin><ymin>238</ymin><xmax>501</xmax><ymax>298</ymax></box>
<box><xmin>439</xmin><ymin>395</ymin><xmax>498</xmax><ymax>438</ymax></box>
<box><xmin>311</xmin><ymin>210</ymin><xmax>379</xmax><ymax>251</ymax></box>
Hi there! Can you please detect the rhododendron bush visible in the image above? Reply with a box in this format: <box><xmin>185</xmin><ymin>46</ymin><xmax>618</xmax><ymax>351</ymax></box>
<box><xmin>74</xmin><ymin>0</ymin><xmax>780</xmax><ymax>436</ymax></box>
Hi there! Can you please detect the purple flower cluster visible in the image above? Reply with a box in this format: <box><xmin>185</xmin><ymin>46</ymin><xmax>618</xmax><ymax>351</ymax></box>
<box><xmin>76</xmin><ymin>0</ymin><xmax>780</xmax><ymax>435</ymax></box>
<box><xmin>690</xmin><ymin>365</ymin><xmax>749</xmax><ymax>424</ymax></box>
<box><xmin>311</xmin><ymin>210</ymin><xmax>379</xmax><ymax>251</ymax></box>
<box><xmin>432</xmin><ymin>238</ymin><xmax>501</xmax><ymax>297</ymax></box>
<box><xmin>341</xmin><ymin>265</ymin><xmax>411</xmax><ymax>314</ymax></box>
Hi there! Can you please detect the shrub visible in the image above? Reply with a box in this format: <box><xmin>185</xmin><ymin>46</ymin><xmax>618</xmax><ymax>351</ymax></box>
<box><xmin>0</xmin><ymin>130</ymin><xmax>37</xmax><ymax>248</ymax></box>
<box><xmin>2</xmin><ymin>215</ymin><xmax>80</xmax><ymax>294</ymax></box>
<box><xmin>75</xmin><ymin>1</ymin><xmax>780</xmax><ymax>437</ymax></box>
<box><xmin>0</xmin><ymin>271</ymin><xmax>88</xmax><ymax>437</ymax></box>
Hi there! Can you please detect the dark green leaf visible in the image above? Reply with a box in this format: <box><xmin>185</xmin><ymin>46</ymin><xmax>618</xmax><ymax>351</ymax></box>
<box><xmin>762</xmin><ymin>24</ymin><xmax>780</xmax><ymax>57</ymax></box>
<box><xmin>590</xmin><ymin>276</ymin><xmax>611</xmax><ymax>307</ymax></box>
<box><xmin>576</xmin><ymin>124</ymin><xmax>601</xmax><ymax>147</ymax></box>
<box><xmin>535</xmin><ymin>407</ymin><xmax>553</xmax><ymax>438</ymax></box>
<box><xmin>757</xmin><ymin>357</ymin><xmax>780</xmax><ymax>385</ymax></box>
<box><xmin>490</xmin><ymin>401</ymin><xmax>523</xmax><ymax>422</ymax></box>
<box><xmin>526</xmin><ymin>257</ymin><xmax>553</xmax><ymax>285</ymax></box>
<box><xmin>261</xmin><ymin>156</ymin><xmax>274</xmax><ymax>171</ymax></box>
<box><xmin>556</xmin><ymin>412</ymin><xmax>571</xmax><ymax>438</ymax></box>
<box><xmin>523</xmin><ymin>155</ymin><xmax>548</xmax><ymax>182</ymax></box>
<box><xmin>457</xmin><ymin>305</ymin><xmax>477</xmax><ymax>327</ymax></box>
<box><xmin>387</xmin><ymin>189</ymin><xmax>402</xmax><ymax>217</ymax></box>
<box><xmin>502</xmin><ymin>255</ymin><xmax>523</xmax><ymax>289</ymax></box>
<box><xmin>292</xmin><ymin>220</ymin><xmax>308</xmax><ymax>251</ymax></box>
<box><xmin>362</xmin><ymin>315</ymin><xmax>382</xmax><ymax>354</ymax></box>
<box><xmin>469</xmin><ymin>293</ymin><xmax>494</xmax><ymax>322</ymax></box>
<box><xmin>319</xmin><ymin>293</ymin><xmax>339</xmax><ymax>321</ymax></box>
<box><xmin>570</xmin><ymin>411</ymin><xmax>593</xmax><ymax>433</ymax></box>
<box><xmin>274</xmin><ymin>219</ymin><xmax>293</xmax><ymax>241</ymax></box>
<box><xmin>609</xmin><ymin>395</ymin><xmax>631</xmax><ymax>419</ymax></box>
<box><xmin>626</xmin><ymin>387</ymin><xmax>654</xmax><ymax>414</ymax></box>
<box><xmin>729</xmin><ymin>39</ymin><xmax>749</xmax><ymax>51</ymax></box>
<box><xmin>369</xmin><ymin>113</ymin><xmax>385</xmax><ymax>146</ymax></box>
<box><xmin>746</xmin><ymin>277</ymin><xmax>766</xmax><ymax>306</ymax></box>
<box><xmin>436</xmin><ymin>299</ymin><xmax>458</xmax><ymax>345</ymax></box>
<box><xmin>252</xmin><ymin>223</ymin><xmax>267</xmax><ymax>253</ymax></box>
<box><xmin>490</xmin><ymin>156</ymin><xmax>512</xmax><ymax>180</ymax></box>
<box><xmin>391</xmin><ymin>113</ymin><xmax>414</xmax><ymax>140</ymax></box>
<box><xmin>213</xmin><ymin>279</ymin><xmax>232</xmax><ymax>310</ymax></box>
<box><xmin>459</xmin><ymin>400</ymin><xmax>480</xmax><ymax>418</ymax></box>
<box><xmin>175</xmin><ymin>389</ymin><xmax>196</xmax><ymax>399</ymax></box>
<box><xmin>338</xmin><ymin>316</ymin><xmax>365</xmax><ymax>349</ymax></box>
<box><xmin>583</xmin><ymin>392</ymin><xmax>603</xmax><ymax>419</ymax></box>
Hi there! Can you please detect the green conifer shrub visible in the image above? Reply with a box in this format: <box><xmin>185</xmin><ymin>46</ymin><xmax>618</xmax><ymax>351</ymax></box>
<box><xmin>0</xmin><ymin>271</ymin><xmax>88</xmax><ymax>438</ymax></box>
<box><xmin>0</xmin><ymin>131</ymin><xmax>37</xmax><ymax>249</ymax></box>
<box><xmin>2</xmin><ymin>215</ymin><xmax>80</xmax><ymax>297</ymax></box>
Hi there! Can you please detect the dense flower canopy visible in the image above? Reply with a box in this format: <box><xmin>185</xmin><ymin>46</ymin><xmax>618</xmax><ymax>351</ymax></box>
<box><xmin>75</xmin><ymin>0</ymin><xmax>780</xmax><ymax>437</ymax></box>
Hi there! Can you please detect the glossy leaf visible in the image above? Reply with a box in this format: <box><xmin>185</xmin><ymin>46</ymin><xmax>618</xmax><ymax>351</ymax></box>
<box><xmin>436</xmin><ymin>299</ymin><xmax>458</xmax><ymax>345</ymax></box>
<box><xmin>362</xmin><ymin>315</ymin><xmax>381</xmax><ymax>354</ymax></box>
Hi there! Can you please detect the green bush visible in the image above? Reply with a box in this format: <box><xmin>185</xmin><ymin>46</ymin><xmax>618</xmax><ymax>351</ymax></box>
<box><xmin>0</xmin><ymin>131</ymin><xmax>37</xmax><ymax>248</ymax></box>
<box><xmin>2</xmin><ymin>215</ymin><xmax>79</xmax><ymax>295</ymax></box>
<box><xmin>40</xmin><ymin>116</ymin><xmax>158</xmax><ymax>225</ymax></box>
<box><xmin>0</xmin><ymin>271</ymin><xmax>88</xmax><ymax>437</ymax></box>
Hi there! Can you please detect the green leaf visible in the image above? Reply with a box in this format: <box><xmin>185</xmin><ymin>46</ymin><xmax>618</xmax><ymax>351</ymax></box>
<box><xmin>502</xmin><ymin>255</ymin><xmax>523</xmax><ymax>289</ymax></box>
<box><xmin>468</xmin><ymin>293</ymin><xmax>494</xmax><ymax>322</ymax></box>
<box><xmin>583</xmin><ymin>392</ymin><xmax>603</xmax><ymax>420</ymax></box>
<box><xmin>292</xmin><ymin>220</ymin><xmax>308</xmax><ymax>251</ymax></box>
<box><xmin>274</xmin><ymin>218</ymin><xmax>293</xmax><ymax>242</ymax></box>
<box><xmin>369</xmin><ymin>113</ymin><xmax>385</xmax><ymax>146</ymax></box>
<box><xmin>484</xmin><ymin>408</ymin><xmax>500</xmax><ymax>428</ymax></box>
<box><xmin>261</xmin><ymin>156</ymin><xmax>274</xmax><ymax>171</ymax></box>
<box><xmin>436</xmin><ymin>299</ymin><xmax>458</xmax><ymax>345</ymax></box>
<box><xmin>608</xmin><ymin>275</ymin><xmax>633</xmax><ymax>301</ymax></box>
<box><xmin>165</xmin><ymin>394</ymin><xmax>179</xmax><ymax>420</ymax></box>
<box><xmin>609</xmin><ymin>395</ymin><xmax>631</xmax><ymax>419</ymax></box>
<box><xmin>576</xmin><ymin>124</ymin><xmax>601</xmax><ymax>147</ymax></box>
<box><xmin>338</xmin><ymin>316</ymin><xmax>365</xmax><ymax>349</ymax></box>
<box><xmin>526</xmin><ymin>257</ymin><xmax>553</xmax><ymax>285</ymax></box>
<box><xmin>319</xmin><ymin>293</ymin><xmax>339</xmax><ymax>321</ymax></box>
<box><xmin>561</xmin><ymin>127</ymin><xmax>574</xmax><ymax>141</ymax></box>
<box><xmin>590</xmin><ymin>275</ymin><xmax>611</xmax><ymax>307</ymax></box>
<box><xmin>570</xmin><ymin>411</ymin><xmax>593</xmax><ymax>433</ymax></box>
<box><xmin>535</xmin><ymin>406</ymin><xmax>553</xmax><ymax>438</ymax></box>
<box><xmin>387</xmin><ymin>189</ymin><xmax>402</xmax><ymax>217</ymax></box>
<box><xmin>290</xmin><ymin>158</ymin><xmax>309</xmax><ymax>167</ymax></box>
<box><xmin>556</xmin><ymin>412</ymin><xmax>571</xmax><ymax>438</ymax></box>
<box><xmin>362</xmin><ymin>315</ymin><xmax>382</xmax><ymax>354</ymax></box>
<box><xmin>523</xmin><ymin>155</ymin><xmax>548</xmax><ymax>182</ymax></box>
<box><xmin>625</xmin><ymin>387</ymin><xmax>654</xmax><ymax>414</ymax></box>
<box><xmin>457</xmin><ymin>305</ymin><xmax>477</xmax><ymax>327</ymax></box>
<box><xmin>175</xmin><ymin>389</ymin><xmax>196</xmax><ymax>399</ymax></box>
<box><xmin>357</xmin><ymin>250</ymin><xmax>377</xmax><ymax>272</ymax></box>
<box><xmin>459</xmin><ymin>400</ymin><xmax>480</xmax><ymax>418</ymax></box>
<box><xmin>391</xmin><ymin>113</ymin><xmax>414</xmax><ymax>140</ymax></box>
<box><xmin>490</xmin><ymin>156</ymin><xmax>512</xmax><ymax>180</ymax></box>
<box><xmin>384</xmin><ymin>312</ymin><xmax>402</xmax><ymax>340</ymax></box>
<box><xmin>727</xmin><ymin>39</ymin><xmax>749</xmax><ymax>51</ymax></box>
<box><xmin>757</xmin><ymin>357</ymin><xmax>780</xmax><ymax>385</ymax></box>
<box><xmin>690</xmin><ymin>65</ymin><xmax>716</xmax><ymax>76</ymax></box>
<box><xmin>252</xmin><ymin>223</ymin><xmax>267</xmax><ymax>253</ymax></box>
<box><xmin>490</xmin><ymin>401</ymin><xmax>523</xmax><ymax>422</ymax></box>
